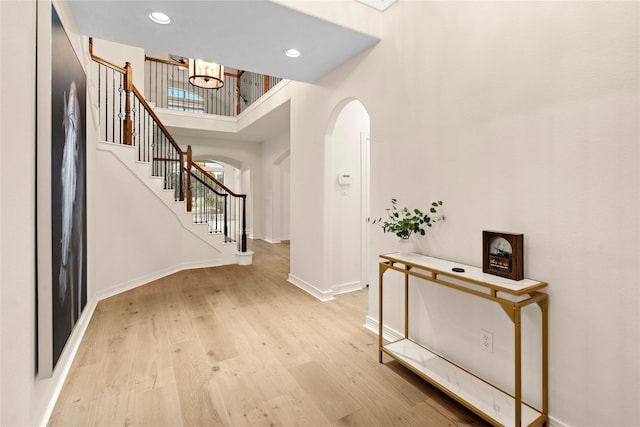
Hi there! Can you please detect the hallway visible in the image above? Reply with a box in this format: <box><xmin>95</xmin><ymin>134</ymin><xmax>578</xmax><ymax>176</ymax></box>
<box><xmin>49</xmin><ymin>240</ymin><xmax>486</xmax><ymax>426</ymax></box>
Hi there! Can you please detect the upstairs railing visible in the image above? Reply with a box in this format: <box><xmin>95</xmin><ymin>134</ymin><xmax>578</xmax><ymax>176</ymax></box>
<box><xmin>145</xmin><ymin>56</ymin><xmax>282</xmax><ymax>116</ymax></box>
<box><xmin>90</xmin><ymin>39</ymin><xmax>247</xmax><ymax>252</ymax></box>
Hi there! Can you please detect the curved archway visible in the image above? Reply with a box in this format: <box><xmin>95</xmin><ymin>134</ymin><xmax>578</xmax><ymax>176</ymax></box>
<box><xmin>324</xmin><ymin>98</ymin><xmax>370</xmax><ymax>295</ymax></box>
<box><xmin>269</xmin><ymin>149</ymin><xmax>291</xmax><ymax>242</ymax></box>
<box><xmin>273</xmin><ymin>148</ymin><xmax>290</xmax><ymax>167</ymax></box>
<box><xmin>192</xmin><ymin>156</ymin><xmax>243</xmax><ymax>194</ymax></box>
<box><xmin>192</xmin><ymin>154</ymin><xmax>242</xmax><ymax>170</ymax></box>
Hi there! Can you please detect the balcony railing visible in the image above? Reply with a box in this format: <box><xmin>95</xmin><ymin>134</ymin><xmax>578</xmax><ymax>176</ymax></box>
<box><xmin>144</xmin><ymin>56</ymin><xmax>282</xmax><ymax>117</ymax></box>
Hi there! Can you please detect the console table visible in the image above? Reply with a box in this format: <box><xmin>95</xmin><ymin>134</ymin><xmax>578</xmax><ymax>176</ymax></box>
<box><xmin>378</xmin><ymin>252</ymin><xmax>548</xmax><ymax>427</ymax></box>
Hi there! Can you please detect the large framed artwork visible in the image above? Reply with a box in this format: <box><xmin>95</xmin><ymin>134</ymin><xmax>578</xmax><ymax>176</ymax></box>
<box><xmin>37</xmin><ymin>2</ymin><xmax>87</xmax><ymax>376</ymax></box>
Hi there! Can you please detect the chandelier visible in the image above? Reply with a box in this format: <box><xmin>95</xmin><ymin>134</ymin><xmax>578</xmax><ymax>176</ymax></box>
<box><xmin>188</xmin><ymin>59</ymin><xmax>224</xmax><ymax>89</ymax></box>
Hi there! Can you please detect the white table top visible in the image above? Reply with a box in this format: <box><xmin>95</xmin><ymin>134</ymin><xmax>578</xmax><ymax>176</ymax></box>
<box><xmin>380</xmin><ymin>252</ymin><xmax>547</xmax><ymax>295</ymax></box>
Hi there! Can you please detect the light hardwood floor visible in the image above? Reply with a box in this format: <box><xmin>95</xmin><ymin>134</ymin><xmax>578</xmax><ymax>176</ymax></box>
<box><xmin>49</xmin><ymin>240</ymin><xmax>488</xmax><ymax>426</ymax></box>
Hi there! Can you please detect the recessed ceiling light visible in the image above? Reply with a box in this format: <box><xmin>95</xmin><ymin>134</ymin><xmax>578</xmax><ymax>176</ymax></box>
<box><xmin>149</xmin><ymin>11</ymin><xmax>171</xmax><ymax>25</ymax></box>
<box><xmin>284</xmin><ymin>48</ymin><xmax>301</xmax><ymax>58</ymax></box>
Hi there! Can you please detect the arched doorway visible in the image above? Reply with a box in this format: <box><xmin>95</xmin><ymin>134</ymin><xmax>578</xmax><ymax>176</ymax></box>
<box><xmin>325</xmin><ymin>99</ymin><xmax>371</xmax><ymax>294</ymax></box>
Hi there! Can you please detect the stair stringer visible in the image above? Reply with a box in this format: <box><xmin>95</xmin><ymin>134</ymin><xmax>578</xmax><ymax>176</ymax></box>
<box><xmin>97</xmin><ymin>141</ymin><xmax>239</xmax><ymax>265</ymax></box>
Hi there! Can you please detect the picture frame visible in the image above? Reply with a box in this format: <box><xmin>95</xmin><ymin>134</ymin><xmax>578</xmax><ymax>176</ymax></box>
<box><xmin>482</xmin><ymin>231</ymin><xmax>524</xmax><ymax>281</ymax></box>
<box><xmin>36</xmin><ymin>2</ymin><xmax>87</xmax><ymax>377</ymax></box>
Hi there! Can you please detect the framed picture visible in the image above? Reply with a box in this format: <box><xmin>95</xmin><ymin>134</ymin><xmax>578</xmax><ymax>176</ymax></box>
<box><xmin>482</xmin><ymin>231</ymin><xmax>523</xmax><ymax>281</ymax></box>
<box><xmin>36</xmin><ymin>2</ymin><xmax>87</xmax><ymax>377</ymax></box>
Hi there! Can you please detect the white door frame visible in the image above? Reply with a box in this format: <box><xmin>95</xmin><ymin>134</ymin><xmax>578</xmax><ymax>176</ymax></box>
<box><xmin>361</xmin><ymin>132</ymin><xmax>370</xmax><ymax>289</ymax></box>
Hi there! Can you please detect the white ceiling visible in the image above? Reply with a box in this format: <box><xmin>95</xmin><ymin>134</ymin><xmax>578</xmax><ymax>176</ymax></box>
<box><xmin>66</xmin><ymin>1</ymin><xmax>381</xmax><ymax>144</ymax></box>
<box><xmin>67</xmin><ymin>0</ymin><xmax>381</xmax><ymax>83</ymax></box>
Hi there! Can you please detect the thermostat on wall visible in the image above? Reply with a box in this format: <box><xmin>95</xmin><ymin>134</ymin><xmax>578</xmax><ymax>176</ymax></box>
<box><xmin>338</xmin><ymin>174</ymin><xmax>352</xmax><ymax>186</ymax></box>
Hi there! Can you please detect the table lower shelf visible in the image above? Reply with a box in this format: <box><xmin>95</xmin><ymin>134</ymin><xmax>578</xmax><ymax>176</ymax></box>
<box><xmin>382</xmin><ymin>339</ymin><xmax>544</xmax><ymax>427</ymax></box>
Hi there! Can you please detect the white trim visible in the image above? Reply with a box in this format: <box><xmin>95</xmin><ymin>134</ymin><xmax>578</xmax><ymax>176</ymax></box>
<box><xmin>333</xmin><ymin>280</ymin><xmax>365</xmax><ymax>295</ymax></box>
<box><xmin>94</xmin><ymin>260</ymin><xmax>222</xmax><ymax>302</ymax></box>
<box><xmin>263</xmin><ymin>237</ymin><xmax>281</xmax><ymax>244</ymax></box>
<box><xmin>323</xmin><ymin>134</ymin><xmax>333</xmax><ymax>296</ymax></box>
<box><xmin>360</xmin><ymin>132</ymin><xmax>370</xmax><ymax>290</ymax></box>
<box><xmin>235</xmin><ymin>250</ymin><xmax>254</xmax><ymax>266</ymax></box>
<box><xmin>363</xmin><ymin>315</ymin><xmax>404</xmax><ymax>342</ymax></box>
<box><xmin>37</xmin><ymin>296</ymin><xmax>97</xmax><ymax>427</ymax></box>
<box><xmin>548</xmin><ymin>416</ymin><xmax>571</xmax><ymax>427</ymax></box>
<box><xmin>287</xmin><ymin>274</ymin><xmax>335</xmax><ymax>302</ymax></box>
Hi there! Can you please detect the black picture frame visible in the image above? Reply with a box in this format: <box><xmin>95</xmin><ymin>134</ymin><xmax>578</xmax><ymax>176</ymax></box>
<box><xmin>37</xmin><ymin>2</ymin><xmax>87</xmax><ymax>377</ymax></box>
<box><xmin>482</xmin><ymin>231</ymin><xmax>524</xmax><ymax>281</ymax></box>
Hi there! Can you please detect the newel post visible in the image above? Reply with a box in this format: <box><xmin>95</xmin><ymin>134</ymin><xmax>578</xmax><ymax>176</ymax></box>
<box><xmin>241</xmin><ymin>195</ymin><xmax>247</xmax><ymax>252</ymax></box>
<box><xmin>236</xmin><ymin>71</ymin><xmax>243</xmax><ymax>116</ymax></box>
<box><xmin>186</xmin><ymin>145</ymin><xmax>193</xmax><ymax>212</ymax></box>
<box><xmin>123</xmin><ymin>62</ymin><xmax>133</xmax><ymax>146</ymax></box>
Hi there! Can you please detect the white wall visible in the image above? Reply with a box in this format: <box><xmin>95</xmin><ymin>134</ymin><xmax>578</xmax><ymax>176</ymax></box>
<box><xmin>261</xmin><ymin>131</ymin><xmax>290</xmax><ymax>243</ymax></box>
<box><xmin>329</xmin><ymin>100</ymin><xmax>369</xmax><ymax>293</ymax></box>
<box><xmin>287</xmin><ymin>1</ymin><xmax>639</xmax><ymax>426</ymax></box>
<box><xmin>93</xmin><ymin>149</ymin><xmax>222</xmax><ymax>294</ymax></box>
<box><xmin>1</xmin><ymin>2</ymin><xmax>36</xmax><ymax>424</ymax></box>
<box><xmin>91</xmin><ymin>37</ymin><xmax>145</xmax><ymax>93</ymax></box>
<box><xmin>279</xmin><ymin>155</ymin><xmax>291</xmax><ymax>240</ymax></box>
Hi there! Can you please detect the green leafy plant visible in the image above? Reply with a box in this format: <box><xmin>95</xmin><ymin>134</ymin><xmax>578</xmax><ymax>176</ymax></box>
<box><xmin>370</xmin><ymin>199</ymin><xmax>444</xmax><ymax>239</ymax></box>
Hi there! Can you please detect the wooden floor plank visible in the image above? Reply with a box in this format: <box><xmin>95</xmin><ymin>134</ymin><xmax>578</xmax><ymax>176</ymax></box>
<box><xmin>49</xmin><ymin>240</ymin><xmax>488</xmax><ymax>427</ymax></box>
<box><xmin>288</xmin><ymin>360</ymin><xmax>363</xmax><ymax>423</ymax></box>
<box><xmin>170</xmin><ymin>339</ymin><xmax>227</xmax><ymax>425</ymax></box>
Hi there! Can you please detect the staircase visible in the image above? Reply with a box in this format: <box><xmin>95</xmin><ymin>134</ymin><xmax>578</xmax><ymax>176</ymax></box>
<box><xmin>89</xmin><ymin>41</ymin><xmax>252</xmax><ymax>266</ymax></box>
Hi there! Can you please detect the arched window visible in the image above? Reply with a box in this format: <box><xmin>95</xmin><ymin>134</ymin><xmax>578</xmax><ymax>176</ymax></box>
<box><xmin>167</xmin><ymin>87</ymin><xmax>204</xmax><ymax>113</ymax></box>
<box><xmin>195</xmin><ymin>160</ymin><xmax>224</xmax><ymax>183</ymax></box>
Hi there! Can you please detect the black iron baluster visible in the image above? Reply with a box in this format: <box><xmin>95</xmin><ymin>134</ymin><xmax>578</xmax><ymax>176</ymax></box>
<box><xmin>104</xmin><ymin>67</ymin><xmax>109</xmax><ymax>141</ymax></box>
<box><xmin>111</xmin><ymin>69</ymin><xmax>116</xmax><ymax>143</ymax></box>
<box><xmin>224</xmin><ymin>195</ymin><xmax>229</xmax><ymax>242</ymax></box>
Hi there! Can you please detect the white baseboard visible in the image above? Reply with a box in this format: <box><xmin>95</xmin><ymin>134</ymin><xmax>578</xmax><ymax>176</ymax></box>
<box><xmin>333</xmin><ymin>280</ymin><xmax>365</xmax><ymax>295</ymax></box>
<box><xmin>287</xmin><ymin>274</ymin><xmax>335</xmax><ymax>302</ymax></box>
<box><xmin>263</xmin><ymin>237</ymin><xmax>281</xmax><ymax>244</ymax></box>
<box><xmin>95</xmin><ymin>260</ymin><xmax>221</xmax><ymax>302</ymax></box>
<box><xmin>548</xmin><ymin>415</ymin><xmax>571</xmax><ymax>427</ymax></box>
<box><xmin>38</xmin><ymin>259</ymin><xmax>222</xmax><ymax>427</ymax></box>
<box><xmin>36</xmin><ymin>296</ymin><xmax>98</xmax><ymax>427</ymax></box>
<box><xmin>363</xmin><ymin>315</ymin><xmax>404</xmax><ymax>342</ymax></box>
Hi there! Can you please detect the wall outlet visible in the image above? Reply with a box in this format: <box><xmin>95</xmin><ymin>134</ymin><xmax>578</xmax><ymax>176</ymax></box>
<box><xmin>480</xmin><ymin>329</ymin><xmax>493</xmax><ymax>353</ymax></box>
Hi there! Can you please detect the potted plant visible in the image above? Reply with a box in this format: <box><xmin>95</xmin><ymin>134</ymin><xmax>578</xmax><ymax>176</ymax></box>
<box><xmin>370</xmin><ymin>198</ymin><xmax>444</xmax><ymax>255</ymax></box>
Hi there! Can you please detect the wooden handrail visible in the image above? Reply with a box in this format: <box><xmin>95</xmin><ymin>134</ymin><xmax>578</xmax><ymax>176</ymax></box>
<box><xmin>190</xmin><ymin>172</ymin><xmax>228</xmax><ymax>197</ymax></box>
<box><xmin>89</xmin><ymin>39</ymin><xmax>185</xmax><ymax>155</ymax></box>
<box><xmin>89</xmin><ymin>38</ymin><xmax>126</xmax><ymax>73</ymax></box>
<box><xmin>191</xmin><ymin>162</ymin><xmax>245</xmax><ymax>198</ymax></box>
<box><xmin>130</xmin><ymin>86</ymin><xmax>184</xmax><ymax>155</ymax></box>
<box><xmin>236</xmin><ymin>73</ymin><xmax>242</xmax><ymax>116</ymax></box>
<box><xmin>123</xmin><ymin>62</ymin><xmax>133</xmax><ymax>145</ymax></box>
